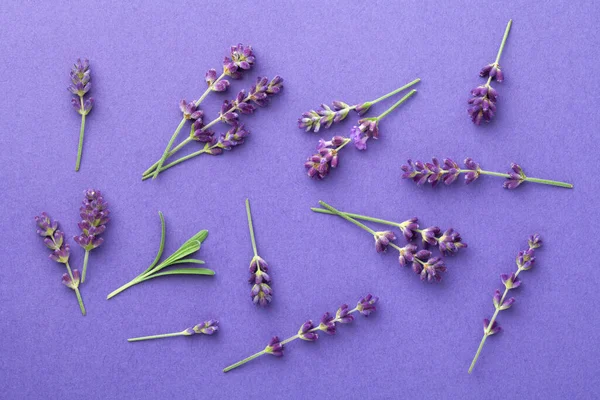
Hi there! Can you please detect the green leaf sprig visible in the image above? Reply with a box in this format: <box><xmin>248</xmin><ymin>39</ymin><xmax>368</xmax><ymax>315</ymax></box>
<box><xmin>107</xmin><ymin>211</ymin><xmax>214</xmax><ymax>299</ymax></box>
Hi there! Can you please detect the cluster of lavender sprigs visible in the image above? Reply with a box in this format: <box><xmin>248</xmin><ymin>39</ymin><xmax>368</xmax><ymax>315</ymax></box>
<box><xmin>299</xmin><ymin>78</ymin><xmax>420</xmax><ymax>180</ymax></box>
<box><xmin>468</xmin><ymin>234</ymin><xmax>541</xmax><ymax>373</ymax></box>
<box><xmin>143</xmin><ymin>44</ymin><xmax>283</xmax><ymax>180</ymax></box>
<box><xmin>245</xmin><ymin>199</ymin><xmax>272</xmax><ymax>307</ymax></box>
<box><xmin>74</xmin><ymin>189</ymin><xmax>110</xmax><ymax>283</ymax></box>
<box><xmin>35</xmin><ymin>213</ymin><xmax>86</xmax><ymax>315</ymax></box>
<box><xmin>312</xmin><ymin>201</ymin><xmax>467</xmax><ymax>282</ymax></box>
<box><xmin>223</xmin><ymin>294</ymin><xmax>378</xmax><ymax>372</ymax></box>
<box><xmin>401</xmin><ymin>157</ymin><xmax>573</xmax><ymax>189</ymax></box>
<box><xmin>68</xmin><ymin>58</ymin><xmax>94</xmax><ymax>171</ymax></box>
<box><xmin>468</xmin><ymin>20</ymin><xmax>512</xmax><ymax>125</ymax></box>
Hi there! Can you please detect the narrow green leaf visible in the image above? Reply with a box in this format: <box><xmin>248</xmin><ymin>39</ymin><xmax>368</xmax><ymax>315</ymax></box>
<box><xmin>141</xmin><ymin>268</ymin><xmax>215</xmax><ymax>281</ymax></box>
<box><xmin>169</xmin><ymin>259</ymin><xmax>205</xmax><ymax>266</ymax></box>
<box><xmin>141</xmin><ymin>211</ymin><xmax>166</xmax><ymax>276</ymax></box>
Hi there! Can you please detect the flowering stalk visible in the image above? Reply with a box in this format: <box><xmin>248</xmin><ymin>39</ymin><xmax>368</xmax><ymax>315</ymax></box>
<box><xmin>468</xmin><ymin>20</ymin><xmax>512</xmax><ymax>125</ymax></box>
<box><xmin>468</xmin><ymin>234</ymin><xmax>542</xmax><ymax>373</ymax></box>
<box><xmin>35</xmin><ymin>213</ymin><xmax>86</xmax><ymax>315</ymax></box>
<box><xmin>128</xmin><ymin>320</ymin><xmax>218</xmax><ymax>342</ymax></box>
<box><xmin>314</xmin><ymin>201</ymin><xmax>466</xmax><ymax>282</ymax></box>
<box><xmin>68</xmin><ymin>59</ymin><xmax>94</xmax><ymax>171</ymax></box>
<box><xmin>298</xmin><ymin>78</ymin><xmax>420</xmax><ymax>132</ymax></box>
<box><xmin>245</xmin><ymin>199</ymin><xmax>272</xmax><ymax>306</ymax></box>
<box><xmin>304</xmin><ymin>136</ymin><xmax>351</xmax><ymax>179</ymax></box>
<box><xmin>150</xmin><ymin>44</ymin><xmax>254</xmax><ymax>179</ymax></box>
<box><xmin>402</xmin><ymin>158</ymin><xmax>573</xmax><ymax>189</ymax></box>
<box><xmin>74</xmin><ymin>189</ymin><xmax>109</xmax><ymax>283</ymax></box>
<box><xmin>223</xmin><ymin>294</ymin><xmax>378</xmax><ymax>372</ymax></box>
<box><xmin>107</xmin><ymin>211</ymin><xmax>214</xmax><ymax>299</ymax></box>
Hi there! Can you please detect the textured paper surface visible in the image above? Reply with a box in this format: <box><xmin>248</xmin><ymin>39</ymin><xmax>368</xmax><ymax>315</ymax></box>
<box><xmin>0</xmin><ymin>0</ymin><xmax>598</xmax><ymax>398</ymax></box>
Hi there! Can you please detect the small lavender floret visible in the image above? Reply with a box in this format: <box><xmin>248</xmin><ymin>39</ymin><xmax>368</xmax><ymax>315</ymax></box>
<box><xmin>503</xmin><ymin>163</ymin><xmax>526</xmax><ymax>189</ymax></box>
<box><xmin>305</xmin><ymin>136</ymin><xmax>348</xmax><ymax>180</ymax></box>
<box><xmin>193</xmin><ymin>320</ymin><xmax>219</xmax><ymax>335</ymax></box>
<box><xmin>298</xmin><ymin>320</ymin><xmax>318</xmax><ymax>341</ymax></box>
<box><xmin>62</xmin><ymin>269</ymin><xmax>81</xmax><ymax>289</ymax></box>
<box><xmin>357</xmin><ymin>294</ymin><xmax>378</xmax><ymax>316</ymax></box>
<box><xmin>265</xmin><ymin>336</ymin><xmax>284</xmax><ymax>357</ymax></box>
<box><xmin>223</xmin><ymin>43</ymin><xmax>255</xmax><ymax>79</ymax></box>
<box><xmin>318</xmin><ymin>312</ymin><xmax>337</xmax><ymax>335</ymax></box>
<box><xmin>483</xmin><ymin>318</ymin><xmax>502</xmax><ymax>335</ymax></box>
<box><xmin>398</xmin><ymin>244</ymin><xmax>417</xmax><ymax>267</ymax></box>
<box><xmin>374</xmin><ymin>231</ymin><xmax>396</xmax><ymax>253</ymax></box>
<box><xmin>179</xmin><ymin>100</ymin><xmax>204</xmax><ymax>120</ymax></box>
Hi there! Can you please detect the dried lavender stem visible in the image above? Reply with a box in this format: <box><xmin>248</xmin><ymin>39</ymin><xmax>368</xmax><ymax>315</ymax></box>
<box><xmin>246</xmin><ymin>199</ymin><xmax>258</xmax><ymax>257</ymax></box>
<box><xmin>128</xmin><ymin>331</ymin><xmax>185</xmax><ymax>342</ymax></box>
<box><xmin>75</xmin><ymin>110</ymin><xmax>86</xmax><ymax>172</ymax></box>
<box><xmin>151</xmin><ymin>73</ymin><xmax>226</xmax><ymax>179</ymax></box>
<box><xmin>369</xmin><ymin>79</ymin><xmax>421</xmax><ymax>105</ymax></box>
<box><xmin>377</xmin><ymin>89</ymin><xmax>417</xmax><ymax>120</ymax></box>
<box><xmin>65</xmin><ymin>261</ymin><xmax>86</xmax><ymax>315</ymax></box>
<box><xmin>81</xmin><ymin>250</ymin><xmax>90</xmax><ymax>283</ymax></box>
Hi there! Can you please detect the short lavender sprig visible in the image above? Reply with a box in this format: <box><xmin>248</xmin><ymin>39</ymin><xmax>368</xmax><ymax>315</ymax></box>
<box><xmin>74</xmin><ymin>189</ymin><xmax>110</xmax><ymax>283</ymax></box>
<box><xmin>298</xmin><ymin>78</ymin><xmax>420</xmax><ymax>132</ymax></box>
<box><xmin>468</xmin><ymin>234</ymin><xmax>542</xmax><ymax>373</ymax></box>
<box><xmin>128</xmin><ymin>320</ymin><xmax>219</xmax><ymax>342</ymax></box>
<box><xmin>246</xmin><ymin>199</ymin><xmax>272</xmax><ymax>307</ymax></box>
<box><xmin>149</xmin><ymin>44</ymin><xmax>255</xmax><ymax>180</ymax></box>
<box><xmin>142</xmin><ymin>75</ymin><xmax>283</xmax><ymax>180</ymax></box>
<box><xmin>314</xmin><ymin>201</ymin><xmax>466</xmax><ymax>283</ymax></box>
<box><xmin>304</xmin><ymin>136</ymin><xmax>351</xmax><ymax>179</ymax></box>
<box><xmin>68</xmin><ymin>58</ymin><xmax>94</xmax><ymax>172</ymax></box>
<box><xmin>35</xmin><ymin>212</ymin><xmax>86</xmax><ymax>315</ymax></box>
<box><xmin>401</xmin><ymin>157</ymin><xmax>573</xmax><ymax>189</ymax></box>
<box><xmin>223</xmin><ymin>294</ymin><xmax>378</xmax><ymax>372</ymax></box>
<box><xmin>468</xmin><ymin>20</ymin><xmax>512</xmax><ymax>125</ymax></box>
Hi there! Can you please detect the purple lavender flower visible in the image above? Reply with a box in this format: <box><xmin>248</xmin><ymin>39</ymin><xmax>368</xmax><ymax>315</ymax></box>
<box><xmin>218</xmin><ymin>124</ymin><xmax>250</xmax><ymax>150</ymax></box>
<box><xmin>467</xmin><ymin>20</ymin><xmax>512</xmax><ymax>125</ymax></box>
<box><xmin>179</xmin><ymin>100</ymin><xmax>203</xmax><ymax>120</ymax></box>
<box><xmin>74</xmin><ymin>189</ymin><xmax>109</xmax><ymax>283</ymax></box>
<box><xmin>468</xmin><ymin>234</ymin><xmax>542</xmax><ymax>374</ymax></box>
<box><xmin>420</xmin><ymin>226</ymin><xmax>440</xmax><ymax>246</ymax></box>
<box><xmin>305</xmin><ymin>136</ymin><xmax>350</xmax><ymax>180</ymax></box>
<box><xmin>218</xmin><ymin>76</ymin><xmax>284</xmax><ymax>124</ymax></box>
<box><xmin>398</xmin><ymin>218</ymin><xmax>419</xmax><ymax>241</ymax></box>
<box><xmin>69</xmin><ymin>58</ymin><xmax>94</xmax><ymax>171</ymax></box>
<box><xmin>35</xmin><ymin>212</ymin><xmax>86</xmax><ymax>315</ymax></box>
<box><xmin>438</xmin><ymin>228</ymin><xmax>467</xmax><ymax>255</ymax></box>
<box><xmin>223</xmin><ymin>44</ymin><xmax>255</xmax><ymax>78</ymax></box>
<box><xmin>265</xmin><ymin>336</ymin><xmax>284</xmax><ymax>357</ymax></box>
<box><xmin>194</xmin><ymin>320</ymin><xmax>220</xmax><ymax>335</ymax></box>
<box><xmin>398</xmin><ymin>243</ymin><xmax>417</xmax><ymax>267</ymax></box>
<box><xmin>412</xmin><ymin>253</ymin><xmax>447</xmax><ymax>283</ymax></box>
<box><xmin>190</xmin><ymin>119</ymin><xmax>215</xmax><ymax>143</ymax></box>
<box><xmin>401</xmin><ymin>157</ymin><xmax>573</xmax><ymax>190</ymax></box>
<box><xmin>246</xmin><ymin>199</ymin><xmax>273</xmax><ymax>307</ymax></box>
<box><xmin>374</xmin><ymin>231</ymin><xmax>396</xmax><ymax>253</ymax></box>
<box><xmin>223</xmin><ymin>294</ymin><xmax>378</xmax><ymax>372</ymax></box>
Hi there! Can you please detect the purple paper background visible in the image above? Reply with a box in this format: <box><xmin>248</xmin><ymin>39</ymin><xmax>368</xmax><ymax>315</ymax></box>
<box><xmin>1</xmin><ymin>0</ymin><xmax>599</xmax><ymax>398</ymax></box>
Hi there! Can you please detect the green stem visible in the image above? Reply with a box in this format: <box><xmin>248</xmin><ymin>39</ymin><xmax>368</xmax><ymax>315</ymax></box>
<box><xmin>106</xmin><ymin>277</ymin><xmax>142</xmax><ymax>299</ymax></box>
<box><xmin>151</xmin><ymin>118</ymin><xmax>187</xmax><ymax>179</ymax></box>
<box><xmin>223</xmin><ymin>350</ymin><xmax>266</xmax><ymax>373</ymax></box>
<box><xmin>318</xmin><ymin>201</ymin><xmax>377</xmax><ymax>235</ymax></box>
<box><xmin>376</xmin><ymin>89</ymin><xmax>417</xmax><ymax>120</ymax></box>
<box><xmin>311</xmin><ymin>208</ymin><xmax>399</xmax><ymax>227</ymax></box>
<box><xmin>245</xmin><ymin>199</ymin><xmax>258</xmax><ymax>257</ymax></box>
<box><xmin>369</xmin><ymin>78</ymin><xmax>421</xmax><ymax>105</ymax></box>
<box><xmin>75</xmin><ymin>111</ymin><xmax>86</xmax><ymax>172</ymax></box>
<box><xmin>468</xmin><ymin>334</ymin><xmax>488</xmax><ymax>374</ymax></box>
<box><xmin>478</xmin><ymin>170</ymin><xmax>510</xmax><ymax>178</ymax></box>
<box><xmin>142</xmin><ymin>149</ymin><xmax>210</xmax><ymax>180</ymax></box>
<box><xmin>65</xmin><ymin>261</ymin><xmax>86</xmax><ymax>315</ymax></box>
<box><xmin>142</xmin><ymin>137</ymin><xmax>192</xmax><ymax>176</ymax></box>
<box><xmin>128</xmin><ymin>331</ymin><xmax>185</xmax><ymax>342</ymax></box>
<box><xmin>81</xmin><ymin>250</ymin><xmax>90</xmax><ymax>283</ymax></box>
<box><xmin>524</xmin><ymin>177</ymin><xmax>573</xmax><ymax>188</ymax></box>
<box><xmin>495</xmin><ymin>20</ymin><xmax>513</xmax><ymax>65</ymax></box>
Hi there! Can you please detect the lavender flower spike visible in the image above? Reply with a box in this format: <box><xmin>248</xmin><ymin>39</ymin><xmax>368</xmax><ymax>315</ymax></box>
<box><xmin>128</xmin><ymin>320</ymin><xmax>219</xmax><ymax>342</ymax></box>
<box><xmin>468</xmin><ymin>20</ymin><xmax>512</xmax><ymax>125</ymax></box>
<box><xmin>246</xmin><ymin>199</ymin><xmax>272</xmax><ymax>306</ymax></box>
<box><xmin>298</xmin><ymin>78</ymin><xmax>420</xmax><ymax>133</ymax></box>
<box><xmin>311</xmin><ymin>202</ymin><xmax>466</xmax><ymax>282</ymax></box>
<box><xmin>35</xmin><ymin>212</ymin><xmax>86</xmax><ymax>315</ymax></box>
<box><xmin>74</xmin><ymin>189</ymin><xmax>110</xmax><ymax>283</ymax></box>
<box><xmin>401</xmin><ymin>158</ymin><xmax>573</xmax><ymax>189</ymax></box>
<box><xmin>223</xmin><ymin>294</ymin><xmax>378</xmax><ymax>372</ymax></box>
<box><xmin>468</xmin><ymin>235</ymin><xmax>542</xmax><ymax>374</ymax></box>
<box><xmin>69</xmin><ymin>58</ymin><xmax>94</xmax><ymax>171</ymax></box>
<box><xmin>305</xmin><ymin>135</ymin><xmax>351</xmax><ymax>180</ymax></box>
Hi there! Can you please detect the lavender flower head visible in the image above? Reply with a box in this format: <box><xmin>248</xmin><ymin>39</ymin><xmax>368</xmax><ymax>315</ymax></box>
<box><xmin>223</xmin><ymin>43</ymin><xmax>255</xmax><ymax>79</ymax></box>
<box><xmin>74</xmin><ymin>189</ymin><xmax>109</xmax><ymax>252</ymax></box>
<box><xmin>305</xmin><ymin>136</ymin><xmax>349</xmax><ymax>180</ymax></box>
<box><xmin>350</xmin><ymin>118</ymin><xmax>379</xmax><ymax>151</ymax></box>
<box><xmin>356</xmin><ymin>294</ymin><xmax>379</xmax><ymax>316</ymax></box>
<box><xmin>68</xmin><ymin>58</ymin><xmax>94</xmax><ymax>116</ymax></box>
<box><xmin>264</xmin><ymin>336</ymin><xmax>284</xmax><ymax>357</ymax></box>
<box><xmin>36</xmin><ymin>212</ymin><xmax>70</xmax><ymax>265</ymax></box>
<box><xmin>179</xmin><ymin>100</ymin><xmax>203</xmax><ymax>120</ymax></box>
<box><xmin>250</xmin><ymin>256</ymin><xmax>272</xmax><ymax>307</ymax></box>
<box><xmin>183</xmin><ymin>320</ymin><xmax>220</xmax><ymax>336</ymax></box>
<box><xmin>374</xmin><ymin>231</ymin><xmax>396</xmax><ymax>253</ymax></box>
<box><xmin>298</xmin><ymin>101</ymin><xmax>356</xmax><ymax>133</ymax></box>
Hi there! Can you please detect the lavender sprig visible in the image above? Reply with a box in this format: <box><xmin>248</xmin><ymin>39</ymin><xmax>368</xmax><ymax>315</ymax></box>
<box><xmin>35</xmin><ymin>213</ymin><xmax>86</xmax><ymax>315</ymax></box>
<box><xmin>245</xmin><ymin>199</ymin><xmax>272</xmax><ymax>307</ymax></box>
<box><xmin>298</xmin><ymin>78</ymin><xmax>420</xmax><ymax>132</ymax></box>
<box><xmin>68</xmin><ymin>58</ymin><xmax>94</xmax><ymax>171</ymax></box>
<box><xmin>468</xmin><ymin>20</ymin><xmax>512</xmax><ymax>125</ymax></box>
<box><xmin>223</xmin><ymin>294</ymin><xmax>378</xmax><ymax>372</ymax></box>
<box><xmin>149</xmin><ymin>44</ymin><xmax>255</xmax><ymax>180</ymax></box>
<box><xmin>142</xmin><ymin>75</ymin><xmax>283</xmax><ymax>180</ymax></box>
<box><xmin>107</xmin><ymin>211</ymin><xmax>214</xmax><ymax>299</ymax></box>
<box><xmin>74</xmin><ymin>189</ymin><xmax>109</xmax><ymax>283</ymax></box>
<box><xmin>401</xmin><ymin>158</ymin><xmax>573</xmax><ymax>189</ymax></box>
<box><xmin>313</xmin><ymin>201</ymin><xmax>467</xmax><ymax>282</ymax></box>
<box><xmin>468</xmin><ymin>234</ymin><xmax>542</xmax><ymax>373</ymax></box>
<box><xmin>128</xmin><ymin>320</ymin><xmax>219</xmax><ymax>342</ymax></box>
<box><xmin>304</xmin><ymin>85</ymin><xmax>418</xmax><ymax>180</ymax></box>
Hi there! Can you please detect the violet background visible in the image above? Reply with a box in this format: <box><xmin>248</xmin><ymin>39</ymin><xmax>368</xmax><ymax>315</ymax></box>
<box><xmin>0</xmin><ymin>0</ymin><xmax>598</xmax><ymax>398</ymax></box>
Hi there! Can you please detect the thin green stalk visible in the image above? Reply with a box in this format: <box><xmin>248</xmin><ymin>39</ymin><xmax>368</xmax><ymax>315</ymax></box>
<box><xmin>318</xmin><ymin>201</ymin><xmax>377</xmax><ymax>235</ymax></box>
<box><xmin>75</xmin><ymin>110</ymin><xmax>86</xmax><ymax>172</ymax></box>
<box><xmin>223</xmin><ymin>351</ymin><xmax>266</xmax><ymax>373</ymax></box>
<box><xmin>368</xmin><ymin>78</ymin><xmax>421</xmax><ymax>105</ymax></box>
<box><xmin>65</xmin><ymin>261</ymin><xmax>86</xmax><ymax>315</ymax></box>
<box><xmin>484</xmin><ymin>20</ymin><xmax>513</xmax><ymax>88</ymax></box>
<box><xmin>81</xmin><ymin>250</ymin><xmax>90</xmax><ymax>283</ymax></box>
<box><xmin>246</xmin><ymin>199</ymin><xmax>258</xmax><ymax>257</ymax></box>
<box><xmin>478</xmin><ymin>170</ymin><xmax>510</xmax><ymax>178</ymax></box>
<box><xmin>311</xmin><ymin>207</ymin><xmax>398</xmax><ymax>227</ymax></box>
<box><xmin>128</xmin><ymin>331</ymin><xmax>185</xmax><ymax>342</ymax></box>
<box><xmin>142</xmin><ymin>148</ymin><xmax>211</xmax><ymax>180</ymax></box>
<box><xmin>377</xmin><ymin>89</ymin><xmax>417</xmax><ymax>120</ymax></box>
<box><xmin>523</xmin><ymin>177</ymin><xmax>573</xmax><ymax>188</ymax></box>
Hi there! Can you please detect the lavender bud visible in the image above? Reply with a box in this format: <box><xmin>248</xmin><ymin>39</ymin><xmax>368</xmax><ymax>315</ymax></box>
<box><xmin>194</xmin><ymin>320</ymin><xmax>219</xmax><ymax>335</ymax></box>
<box><xmin>501</xmin><ymin>273</ymin><xmax>521</xmax><ymax>289</ymax></box>
<box><xmin>298</xmin><ymin>320</ymin><xmax>318</xmax><ymax>341</ymax></box>
<box><xmin>398</xmin><ymin>244</ymin><xmax>417</xmax><ymax>267</ymax></box>
<box><xmin>318</xmin><ymin>312</ymin><xmax>337</xmax><ymax>335</ymax></box>
<box><xmin>483</xmin><ymin>319</ymin><xmax>502</xmax><ymax>335</ymax></box>
<box><xmin>336</xmin><ymin>304</ymin><xmax>354</xmax><ymax>324</ymax></box>
<box><xmin>357</xmin><ymin>294</ymin><xmax>378</xmax><ymax>316</ymax></box>
<box><xmin>61</xmin><ymin>269</ymin><xmax>80</xmax><ymax>290</ymax></box>
<box><xmin>374</xmin><ymin>231</ymin><xmax>396</xmax><ymax>253</ymax></box>
<box><xmin>265</xmin><ymin>336</ymin><xmax>284</xmax><ymax>357</ymax></box>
